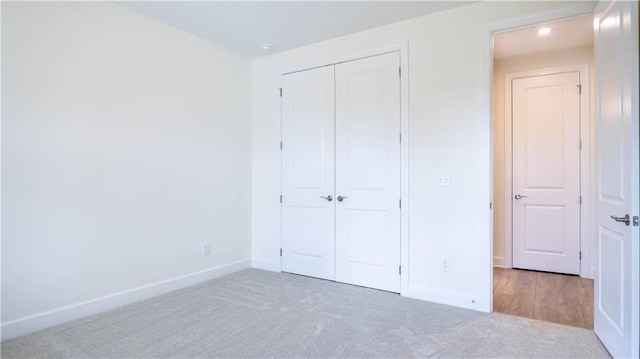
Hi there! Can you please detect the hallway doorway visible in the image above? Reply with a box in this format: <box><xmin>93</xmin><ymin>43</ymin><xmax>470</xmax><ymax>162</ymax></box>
<box><xmin>491</xmin><ymin>15</ymin><xmax>595</xmax><ymax>328</ymax></box>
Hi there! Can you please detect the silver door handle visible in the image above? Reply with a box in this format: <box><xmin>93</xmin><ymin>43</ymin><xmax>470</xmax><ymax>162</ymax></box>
<box><xmin>337</xmin><ymin>195</ymin><xmax>348</xmax><ymax>202</ymax></box>
<box><xmin>320</xmin><ymin>195</ymin><xmax>333</xmax><ymax>202</ymax></box>
<box><xmin>514</xmin><ymin>194</ymin><xmax>528</xmax><ymax>200</ymax></box>
<box><xmin>611</xmin><ymin>214</ymin><xmax>630</xmax><ymax>226</ymax></box>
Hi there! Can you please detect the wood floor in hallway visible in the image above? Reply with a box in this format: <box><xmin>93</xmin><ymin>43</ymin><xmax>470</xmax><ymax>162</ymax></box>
<box><xmin>493</xmin><ymin>267</ymin><xmax>594</xmax><ymax>330</ymax></box>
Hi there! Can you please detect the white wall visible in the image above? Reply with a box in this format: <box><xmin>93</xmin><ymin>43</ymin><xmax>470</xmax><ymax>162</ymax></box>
<box><xmin>2</xmin><ymin>2</ymin><xmax>252</xmax><ymax>339</ymax></box>
<box><xmin>251</xmin><ymin>1</ymin><xmax>582</xmax><ymax>311</ymax></box>
<box><xmin>492</xmin><ymin>46</ymin><xmax>595</xmax><ymax>277</ymax></box>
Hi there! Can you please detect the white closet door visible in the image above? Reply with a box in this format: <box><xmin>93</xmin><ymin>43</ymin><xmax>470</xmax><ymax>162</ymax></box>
<box><xmin>335</xmin><ymin>52</ymin><xmax>401</xmax><ymax>292</ymax></box>
<box><xmin>281</xmin><ymin>66</ymin><xmax>335</xmax><ymax>280</ymax></box>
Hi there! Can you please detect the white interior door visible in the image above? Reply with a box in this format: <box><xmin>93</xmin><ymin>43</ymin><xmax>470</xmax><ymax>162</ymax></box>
<box><xmin>511</xmin><ymin>72</ymin><xmax>581</xmax><ymax>275</ymax></box>
<box><xmin>281</xmin><ymin>66</ymin><xmax>336</xmax><ymax>281</ymax></box>
<box><xmin>335</xmin><ymin>52</ymin><xmax>401</xmax><ymax>293</ymax></box>
<box><xmin>593</xmin><ymin>1</ymin><xmax>639</xmax><ymax>357</ymax></box>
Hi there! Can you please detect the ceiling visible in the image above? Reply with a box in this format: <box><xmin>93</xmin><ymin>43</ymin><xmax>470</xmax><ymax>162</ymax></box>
<box><xmin>493</xmin><ymin>15</ymin><xmax>594</xmax><ymax>60</ymax></box>
<box><xmin>117</xmin><ymin>1</ymin><xmax>474</xmax><ymax>58</ymax></box>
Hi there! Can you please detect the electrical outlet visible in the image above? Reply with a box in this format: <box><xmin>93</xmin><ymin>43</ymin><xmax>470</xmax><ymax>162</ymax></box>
<box><xmin>441</xmin><ymin>258</ymin><xmax>451</xmax><ymax>271</ymax></box>
<box><xmin>437</xmin><ymin>175</ymin><xmax>451</xmax><ymax>186</ymax></box>
<box><xmin>201</xmin><ymin>242</ymin><xmax>210</xmax><ymax>256</ymax></box>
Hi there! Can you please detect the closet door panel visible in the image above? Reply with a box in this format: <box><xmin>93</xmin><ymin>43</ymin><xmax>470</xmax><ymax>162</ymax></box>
<box><xmin>335</xmin><ymin>52</ymin><xmax>401</xmax><ymax>292</ymax></box>
<box><xmin>281</xmin><ymin>66</ymin><xmax>335</xmax><ymax>280</ymax></box>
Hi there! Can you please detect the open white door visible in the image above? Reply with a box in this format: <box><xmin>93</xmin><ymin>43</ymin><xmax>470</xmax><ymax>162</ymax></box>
<box><xmin>281</xmin><ymin>66</ymin><xmax>336</xmax><ymax>281</ymax></box>
<box><xmin>593</xmin><ymin>1</ymin><xmax>639</xmax><ymax>357</ymax></box>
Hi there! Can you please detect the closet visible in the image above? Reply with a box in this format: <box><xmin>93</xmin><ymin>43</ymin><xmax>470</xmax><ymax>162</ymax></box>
<box><xmin>280</xmin><ymin>52</ymin><xmax>401</xmax><ymax>293</ymax></box>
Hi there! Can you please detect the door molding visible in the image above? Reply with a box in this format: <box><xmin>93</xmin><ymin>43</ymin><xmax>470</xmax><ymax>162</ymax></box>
<box><xmin>502</xmin><ymin>64</ymin><xmax>592</xmax><ymax>278</ymax></box>
<box><xmin>275</xmin><ymin>42</ymin><xmax>409</xmax><ymax>296</ymax></box>
<box><xmin>481</xmin><ymin>2</ymin><xmax>596</xmax><ymax>312</ymax></box>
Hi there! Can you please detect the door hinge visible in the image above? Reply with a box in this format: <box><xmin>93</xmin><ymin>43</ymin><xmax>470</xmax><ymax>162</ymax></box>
<box><xmin>399</xmin><ymin>265</ymin><xmax>402</xmax><ymax>275</ymax></box>
<box><xmin>279</xmin><ymin>88</ymin><xmax>283</xmax><ymax>97</ymax></box>
<box><xmin>489</xmin><ymin>202</ymin><xmax>493</xmax><ymax>209</ymax></box>
<box><xmin>577</xmin><ymin>84</ymin><xmax>582</xmax><ymax>94</ymax></box>
<box><xmin>633</xmin><ymin>216</ymin><xmax>639</xmax><ymax>227</ymax></box>
<box><xmin>579</xmin><ymin>196</ymin><xmax>582</xmax><ymax>205</ymax></box>
<box><xmin>579</xmin><ymin>251</ymin><xmax>582</xmax><ymax>260</ymax></box>
<box><xmin>579</xmin><ymin>140</ymin><xmax>582</xmax><ymax>150</ymax></box>
<box><xmin>279</xmin><ymin>195</ymin><xmax>282</xmax><ymax>203</ymax></box>
<box><xmin>399</xmin><ymin>67</ymin><xmax>401</xmax><ymax>78</ymax></box>
<box><xmin>399</xmin><ymin>133</ymin><xmax>402</xmax><ymax>143</ymax></box>
<box><xmin>280</xmin><ymin>248</ymin><xmax>282</xmax><ymax>257</ymax></box>
<box><xmin>399</xmin><ymin>199</ymin><xmax>402</xmax><ymax>209</ymax></box>
<box><xmin>280</xmin><ymin>141</ymin><xmax>283</xmax><ymax>150</ymax></box>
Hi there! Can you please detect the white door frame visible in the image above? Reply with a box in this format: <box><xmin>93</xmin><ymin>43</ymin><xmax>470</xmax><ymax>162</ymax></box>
<box><xmin>481</xmin><ymin>3</ymin><xmax>596</xmax><ymax>312</ymax></box>
<box><xmin>502</xmin><ymin>64</ymin><xmax>592</xmax><ymax>278</ymax></box>
<box><xmin>274</xmin><ymin>42</ymin><xmax>410</xmax><ymax>295</ymax></box>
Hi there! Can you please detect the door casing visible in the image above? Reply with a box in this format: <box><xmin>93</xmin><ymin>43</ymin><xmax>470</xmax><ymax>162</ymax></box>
<box><xmin>502</xmin><ymin>64</ymin><xmax>592</xmax><ymax>277</ymax></box>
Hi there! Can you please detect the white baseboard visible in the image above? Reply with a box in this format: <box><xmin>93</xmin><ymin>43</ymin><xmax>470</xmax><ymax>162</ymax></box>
<box><xmin>1</xmin><ymin>258</ymin><xmax>251</xmax><ymax>341</ymax></box>
<box><xmin>406</xmin><ymin>284</ymin><xmax>489</xmax><ymax>313</ymax></box>
<box><xmin>251</xmin><ymin>257</ymin><xmax>280</xmax><ymax>272</ymax></box>
<box><xmin>493</xmin><ymin>256</ymin><xmax>505</xmax><ymax>267</ymax></box>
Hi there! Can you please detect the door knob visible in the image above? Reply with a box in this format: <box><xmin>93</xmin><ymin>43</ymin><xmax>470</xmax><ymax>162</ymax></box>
<box><xmin>611</xmin><ymin>214</ymin><xmax>630</xmax><ymax>226</ymax></box>
<box><xmin>337</xmin><ymin>195</ymin><xmax>348</xmax><ymax>202</ymax></box>
<box><xmin>320</xmin><ymin>195</ymin><xmax>333</xmax><ymax>202</ymax></box>
<box><xmin>514</xmin><ymin>194</ymin><xmax>528</xmax><ymax>200</ymax></box>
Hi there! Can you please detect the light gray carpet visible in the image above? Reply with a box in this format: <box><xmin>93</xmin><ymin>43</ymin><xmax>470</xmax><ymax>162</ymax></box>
<box><xmin>2</xmin><ymin>269</ymin><xmax>610</xmax><ymax>358</ymax></box>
